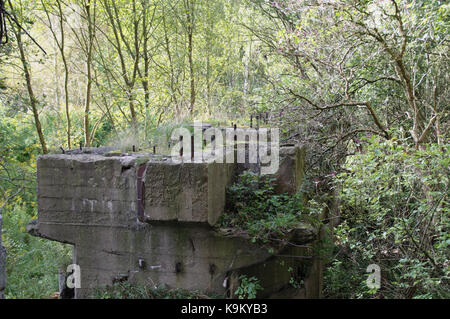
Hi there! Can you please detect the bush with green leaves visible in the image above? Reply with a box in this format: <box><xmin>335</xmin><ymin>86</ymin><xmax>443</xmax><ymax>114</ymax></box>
<box><xmin>326</xmin><ymin>137</ymin><xmax>449</xmax><ymax>299</ymax></box>
<box><xmin>218</xmin><ymin>172</ymin><xmax>306</xmax><ymax>244</ymax></box>
<box><xmin>234</xmin><ymin>275</ymin><xmax>263</xmax><ymax>299</ymax></box>
<box><xmin>0</xmin><ymin>110</ymin><xmax>73</xmax><ymax>299</ymax></box>
<box><xmin>2</xmin><ymin>205</ymin><xmax>72</xmax><ymax>298</ymax></box>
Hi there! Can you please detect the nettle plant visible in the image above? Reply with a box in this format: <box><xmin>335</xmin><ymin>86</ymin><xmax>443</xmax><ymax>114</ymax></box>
<box><xmin>332</xmin><ymin>137</ymin><xmax>449</xmax><ymax>298</ymax></box>
<box><xmin>218</xmin><ymin>172</ymin><xmax>306</xmax><ymax>244</ymax></box>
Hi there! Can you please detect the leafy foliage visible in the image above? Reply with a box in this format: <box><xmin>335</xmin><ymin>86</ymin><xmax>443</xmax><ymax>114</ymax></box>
<box><xmin>218</xmin><ymin>172</ymin><xmax>306</xmax><ymax>244</ymax></box>
<box><xmin>0</xmin><ymin>108</ymin><xmax>72</xmax><ymax>299</ymax></box>
<box><xmin>325</xmin><ymin>138</ymin><xmax>449</xmax><ymax>299</ymax></box>
<box><xmin>234</xmin><ymin>275</ymin><xmax>263</xmax><ymax>299</ymax></box>
<box><xmin>95</xmin><ymin>282</ymin><xmax>219</xmax><ymax>299</ymax></box>
<box><xmin>3</xmin><ymin>205</ymin><xmax>72</xmax><ymax>298</ymax></box>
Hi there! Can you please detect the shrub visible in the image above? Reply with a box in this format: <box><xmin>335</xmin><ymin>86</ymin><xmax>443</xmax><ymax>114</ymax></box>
<box><xmin>326</xmin><ymin>138</ymin><xmax>449</xmax><ymax>299</ymax></box>
<box><xmin>234</xmin><ymin>275</ymin><xmax>263</xmax><ymax>299</ymax></box>
<box><xmin>3</xmin><ymin>205</ymin><xmax>72</xmax><ymax>298</ymax></box>
<box><xmin>218</xmin><ymin>172</ymin><xmax>307</xmax><ymax>244</ymax></box>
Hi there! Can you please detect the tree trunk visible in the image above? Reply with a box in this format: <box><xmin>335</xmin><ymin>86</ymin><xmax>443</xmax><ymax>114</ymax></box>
<box><xmin>11</xmin><ymin>8</ymin><xmax>48</xmax><ymax>154</ymax></box>
<box><xmin>141</xmin><ymin>0</ymin><xmax>150</xmax><ymax>140</ymax></box>
<box><xmin>84</xmin><ymin>0</ymin><xmax>95</xmax><ymax>147</ymax></box>
<box><xmin>42</xmin><ymin>0</ymin><xmax>71</xmax><ymax>148</ymax></box>
<box><xmin>58</xmin><ymin>1</ymin><xmax>71</xmax><ymax>149</ymax></box>
<box><xmin>162</xmin><ymin>7</ymin><xmax>179</xmax><ymax>116</ymax></box>
<box><xmin>185</xmin><ymin>0</ymin><xmax>195</xmax><ymax>115</ymax></box>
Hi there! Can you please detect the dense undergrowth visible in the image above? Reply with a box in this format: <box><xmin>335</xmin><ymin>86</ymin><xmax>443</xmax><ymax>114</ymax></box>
<box><xmin>217</xmin><ymin>171</ymin><xmax>312</xmax><ymax>246</ymax></box>
<box><xmin>323</xmin><ymin>138</ymin><xmax>449</xmax><ymax>299</ymax></box>
<box><xmin>3</xmin><ymin>204</ymin><xmax>72</xmax><ymax>298</ymax></box>
<box><xmin>0</xmin><ymin>114</ymin><xmax>73</xmax><ymax>299</ymax></box>
<box><xmin>94</xmin><ymin>282</ymin><xmax>222</xmax><ymax>299</ymax></box>
<box><xmin>94</xmin><ymin>275</ymin><xmax>263</xmax><ymax>299</ymax></box>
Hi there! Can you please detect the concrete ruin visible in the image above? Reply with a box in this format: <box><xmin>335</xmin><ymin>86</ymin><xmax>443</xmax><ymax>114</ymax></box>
<box><xmin>0</xmin><ymin>213</ymin><xmax>5</xmax><ymax>299</ymax></box>
<box><xmin>29</xmin><ymin>144</ymin><xmax>324</xmax><ymax>298</ymax></box>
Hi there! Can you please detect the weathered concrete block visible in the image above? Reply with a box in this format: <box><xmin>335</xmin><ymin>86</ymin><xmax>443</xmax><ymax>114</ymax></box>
<box><xmin>69</xmin><ymin>223</ymin><xmax>282</xmax><ymax>298</ymax></box>
<box><xmin>273</xmin><ymin>146</ymin><xmax>306</xmax><ymax>195</ymax></box>
<box><xmin>37</xmin><ymin>154</ymin><xmax>140</xmax><ymax>229</ymax></box>
<box><xmin>32</xmin><ymin>145</ymin><xmax>321</xmax><ymax>299</ymax></box>
<box><xmin>35</xmin><ymin>153</ymin><xmax>236</xmax><ymax>241</ymax></box>
<box><xmin>142</xmin><ymin>161</ymin><xmax>234</xmax><ymax>225</ymax></box>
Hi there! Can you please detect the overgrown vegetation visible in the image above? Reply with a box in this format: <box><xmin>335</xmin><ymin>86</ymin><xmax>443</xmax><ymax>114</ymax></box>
<box><xmin>234</xmin><ymin>275</ymin><xmax>263</xmax><ymax>299</ymax></box>
<box><xmin>3</xmin><ymin>205</ymin><xmax>72</xmax><ymax>298</ymax></box>
<box><xmin>218</xmin><ymin>172</ymin><xmax>309</xmax><ymax>245</ymax></box>
<box><xmin>0</xmin><ymin>0</ymin><xmax>448</xmax><ymax>299</ymax></box>
<box><xmin>95</xmin><ymin>282</ymin><xmax>221</xmax><ymax>299</ymax></box>
<box><xmin>324</xmin><ymin>138</ymin><xmax>449</xmax><ymax>299</ymax></box>
<box><xmin>0</xmin><ymin>110</ymin><xmax>72</xmax><ymax>299</ymax></box>
<box><xmin>95</xmin><ymin>278</ymin><xmax>265</xmax><ymax>300</ymax></box>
